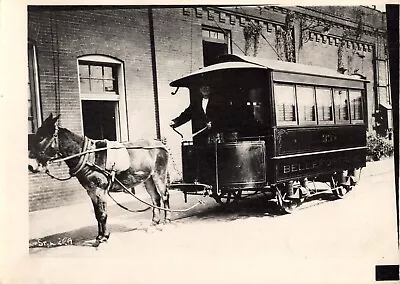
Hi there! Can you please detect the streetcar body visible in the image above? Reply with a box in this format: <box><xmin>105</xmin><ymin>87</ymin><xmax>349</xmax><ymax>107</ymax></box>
<box><xmin>170</xmin><ymin>55</ymin><xmax>367</xmax><ymax>211</ymax></box>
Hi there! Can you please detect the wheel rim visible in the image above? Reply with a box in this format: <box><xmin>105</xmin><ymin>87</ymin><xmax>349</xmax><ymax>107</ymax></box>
<box><xmin>281</xmin><ymin>194</ymin><xmax>303</xmax><ymax>213</ymax></box>
<box><xmin>333</xmin><ymin>186</ymin><xmax>351</xmax><ymax>199</ymax></box>
<box><xmin>276</xmin><ymin>189</ymin><xmax>303</xmax><ymax>214</ymax></box>
<box><xmin>213</xmin><ymin>189</ymin><xmax>242</xmax><ymax>205</ymax></box>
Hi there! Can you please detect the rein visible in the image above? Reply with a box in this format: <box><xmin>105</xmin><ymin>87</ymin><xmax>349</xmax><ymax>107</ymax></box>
<box><xmin>85</xmin><ymin>163</ymin><xmax>206</xmax><ymax>213</ymax></box>
<box><xmin>112</xmin><ymin>177</ymin><xmax>206</xmax><ymax>213</ymax></box>
<box><xmin>45</xmin><ymin>137</ymin><xmax>168</xmax><ymax>179</ymax></box>
<box><xmin>48</xmin><ymin>144</ymin><xmax>169</xmax><ymax>164</ymax></box>
<box><xmin>45</xmin><ymin>168</ymin><xmax>74</xmax><ymax>181</ymax></box>
<box><xmin>43</xmin><ymin>134</ymin><xmax>205</xmax><ymax>213</ymax></box>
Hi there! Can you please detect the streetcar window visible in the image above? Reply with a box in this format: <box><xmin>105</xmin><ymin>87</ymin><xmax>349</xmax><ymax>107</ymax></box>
<box><xmin>349</xmin><ymin>90</ymin><xmax>363</xmax><ymax>123</ymax></box>
<box><xmin>274</xmin><ymin>84</ymin><xmax>297</xmax><ymax>126</ymax></box>
<box><xmin>296</xmin><ymin>85</ymin><xmax>316</xmax><ymax>125</ymax></box>
<box><xmin>245</xmin><ymin>88</ymin><xmax>265</xmax><ymax>125</ymax></box>
<box><xmin>333</xmin><ymin>88</ymin><xmax>349</xmax><ymax>123</ymax></box>
<box><xmin>315</xmin><ymin>87</ymin><xmax>334</xmax><ymax>125</ymax></box>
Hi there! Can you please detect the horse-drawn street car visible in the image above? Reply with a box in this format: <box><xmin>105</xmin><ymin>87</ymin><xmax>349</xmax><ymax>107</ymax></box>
<box><xmin>169</xmin><ymin>54</ymin><xmax>368</xmax><ymax>213</ymax></box>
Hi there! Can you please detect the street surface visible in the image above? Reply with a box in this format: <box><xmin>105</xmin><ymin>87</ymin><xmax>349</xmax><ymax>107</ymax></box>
<box><xmin>13</xmin><ymin>159</ymin><xmax>400</xmax><ymax>283</ymax></box>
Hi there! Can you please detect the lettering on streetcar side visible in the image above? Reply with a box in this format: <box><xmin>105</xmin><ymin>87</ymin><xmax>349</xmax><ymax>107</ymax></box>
<box><xmin>281</xmin><ymin>155</ymin><xmax>364</xmax><ymax>175</ymax></box>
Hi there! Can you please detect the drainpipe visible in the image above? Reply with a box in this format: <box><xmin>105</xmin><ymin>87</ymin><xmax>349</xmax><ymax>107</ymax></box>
<box><xmin>148</xmin><ymin>7</ymin><xmax>161</xmax><ymax>140</ymax></box>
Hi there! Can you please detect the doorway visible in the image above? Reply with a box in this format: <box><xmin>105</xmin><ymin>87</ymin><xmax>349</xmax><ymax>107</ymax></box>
<box><xmin>81</xmin><ymin>100</ymin><xmax>117</xmax><ymax>140</ymax></box>
<box><xmin>203</xmin><ymin>41</ymin><xmax>228</xmax><ymax>67</ymax></box>
<box><xmin>202</xmin><ymin>26</ymin><xmax>231</xmax><ymax>67</ymax></box>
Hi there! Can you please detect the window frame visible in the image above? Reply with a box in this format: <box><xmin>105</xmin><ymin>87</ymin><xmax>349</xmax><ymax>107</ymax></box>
<box><xmin>377</xmin><ymin>59</ymin><xmax>391</xmax><ymax>105</ymax></box>
<box><xmin>28</xmin><ymin>41</ymin><xmax>42</xmax><ymax>135</ymax></box>
<box><xmin>315</xmin><ymin>87</ymin><xmax>335</xmax><ymax>126</ymax></box>
<box><xmin>348</xmin><ymin>88</ymin><xmax>364</xmax><ymax>124</ymax></box>
<box><xmin>202</xmin><ymin>25</ymin><xmax>231</xmax><ymax>48</ymax></box>
<box><xmin>202</xmin><ymin>25</ymin><xmax>232</xmax><ymax>66</ymax></box>
<box><xmin>274</xmin><ymin>83</ymin><xmax>366</xmax><ymax>128</ymax></box>
<box><xmin>78</xmin><ymin>62</ymin><xmax>119</xmax><ymax>96</ymax></box>
<box><xmin>296</xmin><ymin>84</ymin><xmax>317</xmax><ymax>126</ymax></box>
<box><xmin>274</xmin><ymin>83</ymin><xmax>298</xmax><ymax>126</ymax></box>
<box><xmin>77</xmin><ymin>55</ymin><xmax>128</xmax><ymax>141</ymax></box>
<box><xmin>332</xmin><ymin>88</ymin><xmax>350</xmax><ymax>124</ymax></box>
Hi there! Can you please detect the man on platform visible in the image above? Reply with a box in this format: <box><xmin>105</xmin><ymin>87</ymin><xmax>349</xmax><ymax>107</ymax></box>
<box><xmin>170</xmin><ymin>85</ymin><xmax>214</xmax><ymax>144</ymax></box>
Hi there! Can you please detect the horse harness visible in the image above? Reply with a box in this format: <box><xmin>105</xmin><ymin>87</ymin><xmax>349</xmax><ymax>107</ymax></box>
<box><xmin>42</xmin><ymin>126</ymin><xmax>205</xmax><ymax>213</ymax></box>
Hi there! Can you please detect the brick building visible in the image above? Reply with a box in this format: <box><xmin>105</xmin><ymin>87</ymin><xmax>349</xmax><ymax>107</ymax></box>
<box><xmin>28</xmin><ymin>6</ymin><xmax>391</xmax><ymax>211</ymax></box>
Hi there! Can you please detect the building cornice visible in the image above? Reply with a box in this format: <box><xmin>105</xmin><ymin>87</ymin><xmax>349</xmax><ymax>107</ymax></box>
<box><xmin>211</xmin><ymin>6</ymin><xmax>386</xmax><ymax>39</ymax></box>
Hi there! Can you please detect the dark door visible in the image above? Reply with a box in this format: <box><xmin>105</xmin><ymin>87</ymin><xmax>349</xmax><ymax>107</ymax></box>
<box><xmin>81</xmin><ymin>100</ymin><xmax>117</xmax><ymax>140</ymax></box>
<box><xmin>203</xmin><ymin>40</ymin><xmax>228</xmax><ymax>67</ymax></box>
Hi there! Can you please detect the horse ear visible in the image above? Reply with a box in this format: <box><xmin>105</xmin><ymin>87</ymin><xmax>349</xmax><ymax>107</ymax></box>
<box><xmin>42</xmin><ymin>113</ymin><xmax>53</xmax><ymax>125</ymax></box>
<box><xmin>42</xmin><ymin>113</ymin><xmax>60</xmax><ymax>126</ymax></box>
<box><xmin>53</xmin><ymin>114</ymin><xmax>60</xmax><ymax>123</ymax></box>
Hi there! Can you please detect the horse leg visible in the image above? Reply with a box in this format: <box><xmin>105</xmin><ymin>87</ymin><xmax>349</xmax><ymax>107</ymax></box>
<box><xmin>144</xmin><ymin>178</ymin><xmax>161</xmax><ymax>225</ymax></box>
<box><xmin>87</xmin><ymin>189</ymin><xmax>110</xmax><ymax>242</ymax></box>
<box><xmin>152</xmin><ymin>173</ymin><xmax>171</xmax><ymax>223</ymax></box>
<box><xmin>90</xmin><ymin>198</ymin><xmax>102</xmax><ymax>238</ymax></box>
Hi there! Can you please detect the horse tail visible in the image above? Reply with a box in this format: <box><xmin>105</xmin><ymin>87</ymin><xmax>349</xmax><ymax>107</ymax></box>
<box><xmin>159</xmin><ymin>138</ymin><xmax>181</xmax><ymax>186</ymax></box>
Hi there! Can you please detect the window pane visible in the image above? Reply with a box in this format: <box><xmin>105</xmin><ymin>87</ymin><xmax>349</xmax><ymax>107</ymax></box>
<box><xmin>316</xmin><ymin>88</ymin><xmax>333</xmax><ymax>123</ymax></box>
<box><xmin>202</xmin><ymin>29</ymin><xmax>209</xmax><ymax>38</ymax></box>
<box><xmin>79</xmin><ymin>64</ymin><xmax>89</xmax><ymax>78</ymax></box>
<box><xmin>210</xmin><ymin>31</ymin><xmax>218</xmax><ymax>39</ymax></box>
<box><xmin>79</xmin><ymin>61</ymin><xmax>119</xmax><ymax>94</ymax></box>
<box><xmin>274</xmin><ymin>84</ymin><xmax>296</xmax><ymax>125</ymax></box>
<box><xmin>245</xmin><ymin>88</ymin><xmax>265</xmax><ymax>125</ymax></box>
<box><xmin>297</xmin><ymin>86</ymin><xmax>316</xmax><ymax>124</ymax></box>
<box><xmin>91</xmin><ymin>79</ymin><xmax>104</xmax><ymax>93</ymax></box>
<box><xmin>378</xmin><ymin>60</ymin><xmax>387</xmax><ymax>86</ymax></box>
<box><xmin>379</xmin><ymin>86</ymin><xmax>389</xmax><ymax>104</ymax></box>
<box><xmin>91</xmin><ymin>65</ymin><xmax>103</xmax><ymax>79</ymax></box>
<box><xmin>28</xmin><ymin>98</ymin><xmax>34</xmax><ymax>133</ymax></box>
<box><xmin>103</xmin><ymin>66</ymin><xmax>113</xmax><ymax>79</ymax></box>
<box><xmin>333</xmin><ymin>89</ymin><xmax>349</xmax><ymax>122</ymax></box>
<box><xmin>104</xmin><ymin>79</ymin><xmax>115</xmax><ymax>92</ymax></box>
<box><xmin>80</xmin><ymin>78</ymin><xmax>90</xmax><ymax>93</ymax></box>
<box><xmin>28</xmin><ymin>118</ymin><xmax>35</xmax><ymax>134</ymax></box>
<box><xmin>349</xmin><ymin>90</ymin><xmax>363</xmax><ymax>121</ymax></box>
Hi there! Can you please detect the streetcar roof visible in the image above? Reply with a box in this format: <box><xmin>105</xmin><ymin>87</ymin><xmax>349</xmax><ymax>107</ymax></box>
<box><xmin>170</xmin><ymin>54</ymin><xmax>368</xmax><ymax>87</ymax></box>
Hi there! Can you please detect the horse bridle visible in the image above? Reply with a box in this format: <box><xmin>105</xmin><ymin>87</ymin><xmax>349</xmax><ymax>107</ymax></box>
<box><xmin>38</xmin><ymin>123</ymin><xmax>60</xmax><ymax>164</ymax></box>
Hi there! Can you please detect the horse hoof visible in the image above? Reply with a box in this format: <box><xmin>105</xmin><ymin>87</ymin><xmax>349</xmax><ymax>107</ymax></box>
<box><xmin>96</xmin><ymin>234</ymin><xmax>110</xmax><ymax>243</ymax></box>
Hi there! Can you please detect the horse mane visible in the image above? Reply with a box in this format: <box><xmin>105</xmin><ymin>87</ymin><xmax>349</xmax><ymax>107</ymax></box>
<box><xmin>58</xmin><ymin>127</ymin><xmax>85</xmax><ymax>156</ymax></box>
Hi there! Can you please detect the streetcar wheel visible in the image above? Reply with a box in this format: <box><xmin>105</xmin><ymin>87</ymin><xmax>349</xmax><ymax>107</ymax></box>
<box><xmin>276</xmin><ymin>188</ymin><xmax>303</xmax><ymax>214</ymax></box>
<box><xmin>281</xmin><ymin>196</ymin><xmax>303</xmax><ymax>214</ymax></box>
<box><xmin>333</xmin><ymin>185</ymin><xmax>352</xmax><ymax>199</ymax></box>
<box><xmin>213</xmin><ymin>190</ymin><xmax>242</xmax><ymax>205</ymax></box>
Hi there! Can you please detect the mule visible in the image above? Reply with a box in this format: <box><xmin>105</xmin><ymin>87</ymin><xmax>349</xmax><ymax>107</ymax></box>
<box><xmin>28</xmin><ymin>113</ymin><xmax>170</xmax><ymax>243</ymax></box>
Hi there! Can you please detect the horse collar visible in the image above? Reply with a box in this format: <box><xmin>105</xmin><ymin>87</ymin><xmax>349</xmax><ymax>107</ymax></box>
<box><xmin>69</xmin><ymin>136</ymin><xmax>91</xmax><ymax>176</ymax></box>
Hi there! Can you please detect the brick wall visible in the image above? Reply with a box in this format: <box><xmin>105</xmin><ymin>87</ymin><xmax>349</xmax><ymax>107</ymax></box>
<box><xmin>28</xmin><ymin>7</ymin><xmax>156</xmax><ymax>211</ymax></box>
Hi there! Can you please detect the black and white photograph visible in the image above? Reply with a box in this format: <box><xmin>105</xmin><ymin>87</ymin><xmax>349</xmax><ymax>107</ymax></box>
<box><xmin>0</xmin><ymin>3</ymin><xmax>399</xmax><ymax>284</ymax></box>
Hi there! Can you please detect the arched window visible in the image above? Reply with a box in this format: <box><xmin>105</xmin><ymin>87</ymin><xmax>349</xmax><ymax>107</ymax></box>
<box><xmin>77</xmin><ymin>55</ymin><xmax>128</xmax><ymax>141</ymax></box>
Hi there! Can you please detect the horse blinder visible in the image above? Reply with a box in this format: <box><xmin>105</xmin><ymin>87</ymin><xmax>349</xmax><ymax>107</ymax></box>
<box><xmin>31</xmin><ymin>125</ymin><xmax>61</xmax><ymax>166</ymax></box>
